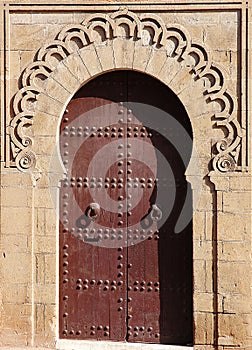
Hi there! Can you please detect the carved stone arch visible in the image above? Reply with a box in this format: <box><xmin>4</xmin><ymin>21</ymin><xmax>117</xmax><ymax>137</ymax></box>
<box><xmin>8</xmin><ymin>9</ymin><xmax>243</xmax><ymax>177</ymax></box>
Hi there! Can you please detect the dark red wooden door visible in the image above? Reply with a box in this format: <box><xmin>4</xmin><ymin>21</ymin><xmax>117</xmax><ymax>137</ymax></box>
<box><xmin>59</xmin><ymin>71</ymin><xmax>193</xmax><ymax>345</ymax></box>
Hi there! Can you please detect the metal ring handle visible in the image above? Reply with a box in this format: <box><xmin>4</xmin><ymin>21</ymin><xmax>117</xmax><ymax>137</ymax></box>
<box><xmin>86</xmin><ymin>203</ymin><xmax>100</xmax><ymax>221</ymax></box>
<box><xmin>150</xmin><ymin>204</ymin><xmax>162</xmax><ymax>222</ymax></box>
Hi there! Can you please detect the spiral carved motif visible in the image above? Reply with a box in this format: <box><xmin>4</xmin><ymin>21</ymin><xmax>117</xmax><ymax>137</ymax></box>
<box><xmin>8</xmin><ymin>8</ymin><xmax>242</xmax><ymax>173</ymax></box>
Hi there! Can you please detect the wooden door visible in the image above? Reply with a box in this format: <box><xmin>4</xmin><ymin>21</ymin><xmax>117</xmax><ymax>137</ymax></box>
<box><xmin>59</xmin><ymin>71</ymin><xmax>193</xmax><ymax>345</ymax></box>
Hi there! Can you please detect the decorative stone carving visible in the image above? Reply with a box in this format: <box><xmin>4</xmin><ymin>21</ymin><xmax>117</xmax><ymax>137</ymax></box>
<box><xmin>8</xmin><ymin>8</ymin><xmax>243</xmax><ymax>173</ymax></box>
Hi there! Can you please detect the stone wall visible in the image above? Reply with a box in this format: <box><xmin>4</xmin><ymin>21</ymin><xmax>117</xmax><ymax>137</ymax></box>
<box><xmin>0</xmin><ymin>1</ymin><xmax>251</xmax><ymax>349</ymax></box>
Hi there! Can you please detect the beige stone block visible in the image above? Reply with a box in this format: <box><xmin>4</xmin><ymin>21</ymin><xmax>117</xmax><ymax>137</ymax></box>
<box><xmin>1</xmin><ymin>283</ymin><xmax>28</xmax><ymax>303</ymax></box>
<box><xmin>205</xmin><ymin>260</ymin><xmax>213</xmax><ymax>293</ymax></box>
<box><xmin>169</xmin><ymin>67</ymin><xmax>193</xmax><ymax>96</ymax></box>
<box><xmin>0</xmin><ymin>333</ymin><xmax>28</xmax><ymax>347</ymax></box>
<box><xmin>50</xmin><ymin>60</ymin><xmax>81</xmax><ymax>95</ymax></box>
<box><xmin>194</xmin><ymin>240</ymin><xmax>212</xmax><ymax>260</ymax></box>
<box><xmin>195</xmin><ymin>191</ymin><xmax>213</xmax><ymax>211</ymax></box>
<box><xmin>1</xmin><ymin>187</ymin><xmax>32</xmax><ymax>208</ymax></box>
<box><xmin>45</xmin><ymin>254</ymin><xmax>56</xmax><ymax>284</ymax></box>
<box><xmin>194</xmin><ymin>312</ymin><xmax>206</xmax><ymax>344</ymax></box>
<box><xmin>37</xmin><ymin>155</ymin><xmax>57</xmax><ymax>174</ymax></box>
<box><xmin>45</xmin><ymin>304</ymin><xmax>56</xmax><ymax>335</ymax></box>
<box><xmin>10</xmin><ymin>24</ymin><xmax>56</xmax><ymax>51</ymax></box>
<box><xmin>34</xmin><ymin>284</ymin><xmax>56</xmax><ymax>304</ymax></box>
<box><xmin>20</xmin><ymin>50</ymin><xmax>35</xmax><ymax>72</ymax></box>
<box><xmin>63</xmin><ymin>51</ymin><xmax>90</xmax><ymax>83</ymax></box>
<box><xmin>194</xmin><ymin>260</ymin><xmax>206</xmax><ymax>292</ymax></box>
<box><xmin>45</xmin><ymin>209</ymin><xmax>57</xmax><ymax>235</ymax></box>
<box><xmin>113</xmin><ymin>37</ymin><xmax>135</xmax><ymax>69</ymax></box>
<box><xmin>229</xmin><ymin>176</ymin><xmax>251</xmax><ymax>191</ymax></box>
<box><xmin>1</xmin><ymin>234</ymin><xmax>28</xmax><ymax>253</ymax></box>
<box><xmin>217</xmin><ymin>212</ymin><xmax>251</xmax><ymax>241</ymax></box>
<box><xmin>205</xmin><ymin>211</ymin><xmax>213</xmax><ymax>241</ymax></box>
<box><xmin>1</xmin><ymin>207</ymin><xmax>32</xmax><ymax>234</ymax></box>
<box><xmin>1</xmin><ymin>170</ymin><xmax>33</xmax><ymax>187</ymax></box>
<box><xmin>35</xmin><ymin>208</ymin><xmax>46</xmax><ymax>235</ymax></box>
<box><xmin>194</xmin><ymin>292</ymin><xmax>213</xmax><ymax>313</ymax></box>
<box><xmin>10</xmin><ymin>13</ymin><xmax>32</xmax><ymax>25</ymax></box>
<box><xmin>43</xmin><ymin>77</ymin><xmax>71</xmax><ymax>105</ymax></box>
<box><xmin>79</xmin><ymin>43</ymin><xmax>102</xmax><ymax>77</ymax></box>
<box><xmin>218</xmin><ymin>262</ymin><xmax>251</xmax><ymax>295</ymax></box>
<box><xmin>36</xmin><ymin>254</ymin><xmax>45</xmax><ymax>284</ymax></box>
<box><xmin>218</xmin><ymin>241</ymin><xmax>251</xmax><ymax>262</ymax></box>
<box><xmin>190</xmin><ymin>115</ymin><xmax>215</xmax><ymax>139</ymax></box>
<box><xmin>192</xmin><ymin>137</ymin><xmax>212</xmax><ymax>160</ymax></box>
<box><xmin>94</xmin><ymin>40</ymin><xmax>115</xmax><ymax>72</ymax></box>
<box><xmin>205</xmin><ymin>22</ymin><xmax>238</xmax><ymax>52</ymax></box>
<box><xmin>34</xmin><ymin>187</ymin><xmax>55</xmax><ymax>209</ymax></box>
<box><xmin>35</xmin><ymin>303</ymin><xmax>45</xmax><ymax>333</ymax></box>
<box><xmin>33</xmin><ymin>111</ymin><xmax>59</xmax><ymax>137</ymax></box>
<box><xmin>2</xmin><ymin>303</ymin><xmax>31</xmax><ymax>332</ymax></box>
<box><xmin>9</xmin><ymin>50</ymin><xmax>22</xmax><ymax>79</ymax></box>
<box><xmin>31</xmin><ymin>13</ymin><xmax>73</xmax><ymax>24</ymax></box>
<box><xmin>193</xmin><ymin>211</ymin><xmax>205</xmax><ymax>241</ymax></box>
<box><xmin>1</xmin><ymin>252</ymin><xmax>32</xmax><ymax>284</ymax></box>
<box><xmin>35</xmin><ymin>136</ymin><xmax>57</xmax><ymax>156</ymax></box>
<box><xmin>223</xmin><ymin>192</ymin><xmax>251</xmax><ymax>213</ymax></box>
<box><xmin>218</xmin><ymin>314</ymin><xmax>249</xmax><ymax>346</ymax></box>
<box><xmin>34</xmin><ymin>236</ymin><xmax>56</xmax><ymax>254</ymax></box>
<box><xmin>145</xmin><ymin>48</ymin><xmax>167</xmax><ymax>77</ymax></box>
<box><xmin>220</xmin><ymin>294</ymin><xmax>252</xmax><ymax>314</ymax></box>
<box><xmin>158</xmin><ymin>55</ymin><xmax>184</xmax><ymax>88</ymax></box>
<box><xmin>36</xmin><ymin>93</ymin><xmax>64</xmax><ymax>118</ymax></box>
<box><xmin>132</xmin><ymin>43</ymin><xmax>152</xmax><ymax>71</ymax></box>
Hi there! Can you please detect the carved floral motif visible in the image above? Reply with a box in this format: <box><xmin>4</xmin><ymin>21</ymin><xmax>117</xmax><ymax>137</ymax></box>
<box><xmin>8</xmin><ymin>9</ymin><xmax>243</xmax><ymax>173</ymax></box>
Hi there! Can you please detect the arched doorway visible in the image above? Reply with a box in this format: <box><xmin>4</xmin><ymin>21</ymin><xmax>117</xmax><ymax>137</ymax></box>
<box><xmin>59</xmin><ymin>70</ymin><xmax>193</xmax><ymax>345</ymax></box>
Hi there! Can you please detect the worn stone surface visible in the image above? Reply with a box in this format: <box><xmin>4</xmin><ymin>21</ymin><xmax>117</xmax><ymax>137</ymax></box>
<box><xmin>0</xmin><ymin>1</ymin><xmax>251</xmax><ymax>349</ymax></box>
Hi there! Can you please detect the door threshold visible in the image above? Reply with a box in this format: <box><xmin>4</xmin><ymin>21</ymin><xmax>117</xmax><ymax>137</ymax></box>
<box><xmin>57</xmin><ymin>339</ymin><xmax>193</xmax><ymax>350</ymax></box>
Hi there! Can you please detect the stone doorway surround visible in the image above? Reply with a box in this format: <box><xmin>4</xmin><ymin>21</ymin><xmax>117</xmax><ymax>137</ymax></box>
<box><xmin>0</xmin><ymin>2</ymin><xmax>251</xmax><ymax>350</ymax></box>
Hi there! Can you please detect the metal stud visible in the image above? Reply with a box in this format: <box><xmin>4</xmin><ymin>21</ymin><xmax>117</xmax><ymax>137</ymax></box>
<box><xmin>63</xmin><ymin>295</ymin><xmax>68</xmax><ymax>300</ymax></box>
<box><xmin>63</xmin><ymin>312</ymin><xmax>68</xmax><ymax>317</ymax></box>
<box><xmin>140</xmin><ymin>326</ymin><xmax>145</xmax><ymax>331</ymax></box>
<box><xmin>148</xmin><ymin>327</ymin><xmax>153</xmax><ymax>332</ymax></box>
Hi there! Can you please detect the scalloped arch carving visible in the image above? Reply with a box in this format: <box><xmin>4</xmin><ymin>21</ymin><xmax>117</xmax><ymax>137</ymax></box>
<box><xmin>8</xmin><ymin>8</ymin><xmax>243</xmax><ymax>173</ymax></box>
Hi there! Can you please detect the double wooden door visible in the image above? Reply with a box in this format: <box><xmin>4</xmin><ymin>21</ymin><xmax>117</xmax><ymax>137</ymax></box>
<box><xmin>59</xmin><ymin>71</ymin><xmax>193</xmax><ymax>345</ymax></box>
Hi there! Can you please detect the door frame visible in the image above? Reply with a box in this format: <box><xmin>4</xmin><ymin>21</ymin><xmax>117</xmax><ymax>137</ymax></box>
<box><xmin>8</xmin><ymin>9</ymin><xmax>243</xmax><ymax>349</ymax></box>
